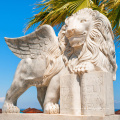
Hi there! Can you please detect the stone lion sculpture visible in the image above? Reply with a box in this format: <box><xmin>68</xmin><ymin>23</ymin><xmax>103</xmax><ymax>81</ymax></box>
<box><xmin>3</xmin><ymin>8</ymin><xmax>117</xmax><ymax>114</ymax></box>
<box><xmin>59</xmin><ymin>8</ymin><xmax>117</xmax><ymax>80</ymax></box>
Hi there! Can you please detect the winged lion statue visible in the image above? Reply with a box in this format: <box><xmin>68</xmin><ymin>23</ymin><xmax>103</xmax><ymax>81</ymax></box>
<box><xmin>2</xmin><ymin>8</ymin><xmax>117</xmax><ymax>114</ymax></box>
<box><xmin>2</xmin><ymin>25</ymin><xmax>66</xmax><ymax>114</ymax></box>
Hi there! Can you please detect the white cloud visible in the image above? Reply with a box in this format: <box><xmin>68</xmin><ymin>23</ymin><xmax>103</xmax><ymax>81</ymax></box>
<box><xmin>0</xmin><ymin>97</ymin><xmax>5</xmax><ymax>102</ymax></box>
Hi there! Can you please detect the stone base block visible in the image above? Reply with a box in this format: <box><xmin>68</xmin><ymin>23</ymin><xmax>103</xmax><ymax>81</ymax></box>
<box><xmin>0</xmin><ymin>114</ymin><xmax>120</xmax><ymax>120</ymax></box>
<box><xmin>60</xmin><ymin>72</ymin><xmax>114</xmax><ymax>116</ymax></box>
<box><xmin>60</xmin><ymin>74</ymin><xmax>81</xmax><ymax>115</ymax></box>
<box><xmin>81</xmin><ymin>72</ymin><xmax>114</xmax><ymax>116</ymax></box>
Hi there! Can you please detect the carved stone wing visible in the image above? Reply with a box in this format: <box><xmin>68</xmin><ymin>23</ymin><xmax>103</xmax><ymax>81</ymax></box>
<box><xmin>5</xmin><ymin>25</ymin><xmax>58</xmax><ymax>59</ymax></box>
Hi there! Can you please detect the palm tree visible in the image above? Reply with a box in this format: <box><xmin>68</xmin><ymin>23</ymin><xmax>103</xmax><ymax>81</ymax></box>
<box><xmin>25</xmin><ymin>0</ymin><xmax>104</xmax><ymax>31</ymax></box>
<box><xmin>25</xmin><ymin>0</ymin><xmax>120</xmax><ymax>43</ymax></box>
<box><xmin>104</xmin><ymin>0</ymin><xmax>120</xmax><ymax>44</ymax></box>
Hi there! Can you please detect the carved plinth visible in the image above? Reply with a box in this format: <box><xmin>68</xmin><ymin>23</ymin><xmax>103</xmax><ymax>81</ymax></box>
<box><xmin>81</xmin><ymin>72</ymin><xmax>114</xmax><ymax>116</ymax></box>
<box><xmin>60</xmin><ymin>74</ymin><xmax>81</xmax><ymax>115</ymax></box>
<box><xmin>60</xmin><ymin>72</ymin><xmax>114</xmax><ymax>116</ymax></box>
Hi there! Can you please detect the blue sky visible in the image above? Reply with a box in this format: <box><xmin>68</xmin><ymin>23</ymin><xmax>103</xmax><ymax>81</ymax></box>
<box><xmin>0</xmin><ymin>0</ymin><xmax>120</xmax><ymax>110</ymax></box>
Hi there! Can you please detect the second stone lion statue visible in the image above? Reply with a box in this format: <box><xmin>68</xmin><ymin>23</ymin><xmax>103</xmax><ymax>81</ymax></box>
<box><xmin>3</xmin><ymin>8</ymin><xmax>117</xmax><ymax>114</ymax></box>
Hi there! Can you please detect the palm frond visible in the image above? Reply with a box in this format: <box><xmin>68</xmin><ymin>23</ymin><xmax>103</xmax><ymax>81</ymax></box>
<box><xmin>106</xmin><ymin>0</ymin><xmax>120</xmax><ymax>29</ymax></box>
<box><xmin>25</xmin><ymin>0</ymin><xmax>92</xmax><ymax>32</ymax></box>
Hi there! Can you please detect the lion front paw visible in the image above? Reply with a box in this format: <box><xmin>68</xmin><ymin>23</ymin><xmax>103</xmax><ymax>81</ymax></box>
<box><xmin>44</xmin><ymin>103</ymin><xmax>59</xmax><ymax>114</ymax></box>
<box><xmin>2</xmin><ymin>102</ymin><xmax>20</xmax><ymax>113</ymax></box>
<box><xmin>74</xmin><ymin>62</ymin><xmax>95</xmax><ymax>75</ymax></box>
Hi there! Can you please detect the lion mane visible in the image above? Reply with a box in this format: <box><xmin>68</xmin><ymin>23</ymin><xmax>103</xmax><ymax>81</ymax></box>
<box><xmin>58</xmin><ymin>8</ymin><xmax>117</xmax><ymax>80</ymax></box>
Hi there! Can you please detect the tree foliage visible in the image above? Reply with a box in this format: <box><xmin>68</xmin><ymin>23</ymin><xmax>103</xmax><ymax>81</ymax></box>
<box><xmin>25</xmin><ymin>0</ymin><xmax>120</xmax><ymax>43</ymax></box>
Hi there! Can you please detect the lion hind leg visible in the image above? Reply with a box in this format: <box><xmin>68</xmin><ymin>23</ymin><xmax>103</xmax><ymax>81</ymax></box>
<box><xmin>2</xmin><ymin>79</ymin><xmax>30</xmax><ymax>113</ymax></box>
<box><xmin>37</xmin><ymin>86</ymin><xmax>47</xmax><ymax>110</ymax></box>
<box><xmin>43</xmin><ymin>75</ymin><xmax>60</xmax><ymax>114</ymax></box>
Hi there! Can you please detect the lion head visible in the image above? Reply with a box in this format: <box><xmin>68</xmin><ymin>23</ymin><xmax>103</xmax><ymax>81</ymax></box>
<box><xmin>58</xmin><ymin>8</ymin><xmax>117</xmax><ymax>80</ymax></box>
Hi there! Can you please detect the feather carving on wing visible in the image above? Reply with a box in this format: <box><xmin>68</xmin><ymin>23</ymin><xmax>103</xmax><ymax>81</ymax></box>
<box><xmin>5</xmin><ymin>25</ymin><xmax>60</xmax><ymax>59</ymax></box>
<box><xmin>5</xmin><ymin>25</ymin><xmax>63</xmax><ymax>86</ymax></box>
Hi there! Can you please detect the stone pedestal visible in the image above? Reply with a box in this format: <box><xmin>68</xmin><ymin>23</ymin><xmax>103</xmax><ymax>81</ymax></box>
<box><xmin>60</xmin><ymin>74</ymin><xmax>81</xmax><ymax>115</ymax></box>
<box><xmin>81</xmin><ymin>72</ymin><xmax>114</xmax><ymax>116</ymax></box>
<box><xmin>0</xmin><ymin>114</ymin><xmax>120</xmax><ymax>120</ymax></box>
<box><xmin>60</xmin><ymin>72</ymin><xmax>114</xmax><ymax>116</ymax></box>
